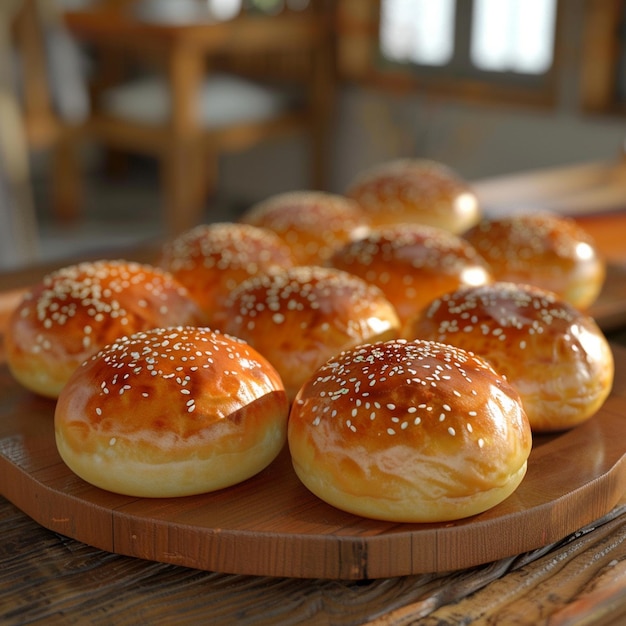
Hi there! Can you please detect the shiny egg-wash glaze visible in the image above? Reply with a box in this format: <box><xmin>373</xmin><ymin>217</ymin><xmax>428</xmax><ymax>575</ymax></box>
<box><xmin>5</xmin><ymin>260</ymin><xmax>205</xmax><ymax>398</ymax></box>
<box><xmin>159</xmin><ymin>222</ymin><xmax>295</xmax><ymax>328</ymax></box>
<box><xmin>464</xmin><ymin>212</ymin><xmax>606</xmax><ymax>309</ymax></box>
<box><xmin>55</xmin><ymin>326</ymin><xmax>289</xmax><ymax>497</ymax></box>
<box><xmin>346</xmin><ymin>158</ymin><xmax>482</xmax><ymax>233</ymax></box>
<box><xmin>239</xmin><ymin>190</ymin><xmax>371</xmax><ymax>266</ymax></box>
<box><xmin>329</xmin><ymin>223</ymin><xmax>493</xmax><ymax>335</ymax></box>
<box><xmin>411</xmin><ymin>282</ymin><xmax>614</xmax><ymax>432</ymax></box>
<box><xmin>289</xmin><ymin>339</ymin><xmax>531</xmax><ymax>523</ymax></box>
<box><xmin>222</xmin><ymin>265</ymin><xmax>401</xmax><ymax>402</ymax></box>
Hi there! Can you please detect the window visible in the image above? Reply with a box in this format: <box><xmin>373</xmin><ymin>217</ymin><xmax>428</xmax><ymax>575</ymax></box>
<box><xmin>380</xmin><ymin>0</ymin><xmax>455</xmax><ymax>67</ymax></box>
<box><xmin>469</xmin><ymin>0</ymin><xmax>557</xmax><ymax>74</ymax></box>
<box><xmin>335</xmin><ymin>0</ymin><xmax>561</xmax><ymax>107</ymax></box>
<box><xmin>379</xmin><ymin>0</ymin><xmax>558</xmax><ymax>78</ymax></box>
<box><xmin>207</xmin><ymin>0</ymin><xmax>311</xmax><ymax>17</ymax></box>
<box><xmin>338</xmin><ymin>0</ymin><xmax>626</xmax><ymax>117</ymax></box>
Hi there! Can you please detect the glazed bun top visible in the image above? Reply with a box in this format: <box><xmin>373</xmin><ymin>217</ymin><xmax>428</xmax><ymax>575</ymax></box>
<box><xmin>55</xmin><ymin>326</ymin><xmax>289</xmax><ymax>497</ymax></box>
<box><xmin>346</xmin><ymin>159</ymin><xmax>481</xmax><ymax>233</ymax></box>
<box><xmin>221</xmin><ymin>265</ymin><xmax>401</xmax><ymax>401</ymax></box>
<box><xmin>5</xmin><ymin>259</ymin><xmax>206</xmax><ymax>398</ymax></box>
<box><xmin>328</xmin><ymin>223</ymin><xmax>493</xmax><ymax>334</ymax></box>
<box><xmin>159</xmin><ymin>222</ymin><xmax>295</xmax><ymax>328</ymax></box>
<box><xmin>288</xmin><ymin>338</ymin><xmax>532</xmax><ymax>522</ymax></box>
<box><xmin>57</xmin><ymin>326</ymin><xmax>287</xmax><ymax>457</ymax></box>
<box><xmin>239</xmin><ymin>190</ymin><xmax>370</xmax><ymax>265</ymax></box>
<box><xmin>464</xmin><ymin>212</ymin><xmax>605</xmax><ymax>309</ymax></box>
<box><xmin>410</xmin><ymin>282</ymin><xmax>614</xmax><ymax>432</ymax></box>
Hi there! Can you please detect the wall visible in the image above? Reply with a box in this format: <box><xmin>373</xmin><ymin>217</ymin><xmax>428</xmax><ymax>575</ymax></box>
<box><xmin>218</xmin><ymin>85</ymin><xmax>626</xmax><ymax>208</ymax></box>
<box><xmin>330</xmin><ymin>86</ymin><xmax>626</xmax><ymax>185</ymax></box>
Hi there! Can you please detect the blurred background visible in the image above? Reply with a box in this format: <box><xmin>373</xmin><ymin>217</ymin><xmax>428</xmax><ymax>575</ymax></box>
<box><xmin>2</xmin><ymin>0</ymin><xmax>626</xmax><ymax>271</ymax></box>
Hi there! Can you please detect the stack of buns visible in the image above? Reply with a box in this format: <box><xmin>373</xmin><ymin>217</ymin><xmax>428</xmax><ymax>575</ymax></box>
<box><xmin>4</xmin><ymin>157</ymin><xmax>614</xmax><ymax>523</ymax></box>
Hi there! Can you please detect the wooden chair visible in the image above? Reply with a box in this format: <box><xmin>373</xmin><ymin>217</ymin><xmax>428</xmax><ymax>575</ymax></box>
<box><xmin>9</xmin><ymin>0</ymin><xmax>88</xmax><ymax>223</ymax></box>
<box><xmin>63</xmin><ymin>0</ymin><xmax>336</xmax><ymax>235</ymax></box>
<box><xmin>1</xmin><ymin>0</ymin><xmax>90</xmax><ymax>269</ymax></box>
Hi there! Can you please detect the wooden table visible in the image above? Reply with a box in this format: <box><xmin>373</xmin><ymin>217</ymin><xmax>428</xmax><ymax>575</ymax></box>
<box><xmin>2</xmin><ymin>170</ymin><xmax>626</xmax><ymax>624</ymax></box>
<box><xmin>61</xmin><ymin>1</ymin><xmax>333</xmax><ymax>234</ymax></box>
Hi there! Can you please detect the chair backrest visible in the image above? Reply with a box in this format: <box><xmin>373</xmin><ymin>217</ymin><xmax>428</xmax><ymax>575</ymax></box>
<box><xmin>10</xmin><ymin>0</ymin><xmax>60</xmax><ymax>148</ymax></box>
<box><xmin>10</xmin><ymin>0</ymin><xmax>89</xmax><ymax>149</ymax></box>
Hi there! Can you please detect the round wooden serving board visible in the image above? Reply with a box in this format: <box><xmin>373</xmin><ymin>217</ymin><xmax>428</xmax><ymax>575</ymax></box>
<box><xmin>1</xmin><ymin>345</ymin><xmax>625</xmax><ymax>580</ymax></box>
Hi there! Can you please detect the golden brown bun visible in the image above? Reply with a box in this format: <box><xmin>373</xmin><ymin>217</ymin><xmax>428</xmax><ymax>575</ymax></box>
<box><xmin>410</xmin><ymin>282</ymin><xmax>614</xmax><ymax>432</ymax></box>
<box><xmin>55</xmin><ymin>326</ymin><xmax>289</xmax><ymax>497</ymax></box>
<box><xmin>5</xmin><ymin>260</ymin><xmax>206</xmax><ymax>398</ymax></box>
<box><xmin>464</xmin><ymin>212</ymin><xmax>605</xmax><ymax>309</ymax></box>
<box><xmin>346</xmin><ymin>159</ymin><xmax>481</xmax><ymax>233</ymax></box>
<box><xmin>288</xmin><ymin>339</ymin><xmax>532</xmax><ymax>522</ymax></box>
<box><xmin>221</xmin><ymin>266</ymin><xmax>401</xmax><ymax>401</ymax></box>
<box><xmin>239</xmin><ymin>191</ymin><xmax>370</xmax><ymax>265</ymax></box>
<box><xmin>159</xmin><ymin>222</ymin><xmax>295</xmax><ymax>328</ymax></box>
<box><xmin>328</xmin><ymin>223</ymin><xmax>493</xmax><ymax>335</ymax></box>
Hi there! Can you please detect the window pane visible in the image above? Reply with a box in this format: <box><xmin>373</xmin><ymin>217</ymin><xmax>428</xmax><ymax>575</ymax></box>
<box><xmin>208</xmin><ymin>0</ymin><xmax>242</xmax><ymax>20</ymax></box>
<box><xmin>470</xmin><ymin>0</ymin><xmax>557</xmax><ymax>74</ymax></box>
<box><xmin>380</xmin><ymin>0</ymin><xmax>456</xmax><ymax>66</ymax></box>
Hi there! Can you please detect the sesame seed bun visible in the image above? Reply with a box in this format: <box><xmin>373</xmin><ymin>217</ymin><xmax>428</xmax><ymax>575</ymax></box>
<box><xmin>159</xmin><ymin>222</ymin><xmax>295</xmax><ymax>328</ymax></box>
<box><xmin>5</xmin><ymin>260</ymin><xmax>206</xmax><ymax>398</ymax></box>
<box><xmin>328</xmin><ymin>223</ymin><xmax>493</xmax><ymax>335</ymax></box>
<box><xmin>411</xmin><ymin>282</ymin><xmax>614</xmax><ymax>432</ymax></box>
<box><xmin>464</xmin><ymin>212</ymin><xmax>606</xmax><ymax>309</ymax></box>
<box><xmin>346</xmin><ymin>159</ymin><xmax>481</xmax><ymax>234</ymax></box>
<box><xmin>55</xmin><ymin>326</ymin><xmax>289</xmax><ymax>497</ymax></box>
<box><xmin>221</xmin><ymin>266</ymin><xmax>401</xmax><ymax>402</ymax></box>
<box><xmin>288</xmin><ymin>339</ymin><xmax>531</xmax><ymax>522</ymax></box>
<box><xmin>239</xmin><ymin>190</ymin><xmax>370</xmax><ymax>265</ymax></box>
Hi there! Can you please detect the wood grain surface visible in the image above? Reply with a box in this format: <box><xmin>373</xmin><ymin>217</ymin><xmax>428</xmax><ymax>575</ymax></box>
<box><xmin>2</xmin><ymin>491</ymin><xmax>625</xmax><ymax>626</ymax></box>
<box><xmin>1</xmin><ymin>340</ymin><xmax>625</xmax><ymax>580</ymax></box>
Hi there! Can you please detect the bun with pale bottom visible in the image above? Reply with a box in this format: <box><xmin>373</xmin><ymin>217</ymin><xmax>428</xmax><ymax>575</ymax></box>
<box><xmin>411</xmin><ymin>282</ymin><xmax>614</xmax><ymax>432</ymax></box>
<box><xmin>288</xmin><ymin>339</ymin><xmax>531</xmax><ymax>522</ymax></box>
<box><xmin>55</xmin><ymin>326</ymin><xmax>289</xmax><ymax>497</ymax></box>
<box><xmin>222</xmin><ymin>266</ymin><xmax>401</xmax><ymax>402</ymax></box>
<box><xmin>5</xmin><ymin>260</ymin><xmax>206</xmax><ymax>398</ymax></box>
<box><xmin>464</xmin><ymin>212</ymin><xmax>605</xmax><ymax>309</ymax></box>
<box><xmin>346</xmin><ymin>158</ymin><xmax>481</xmax><ymax>233</ymax></box>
